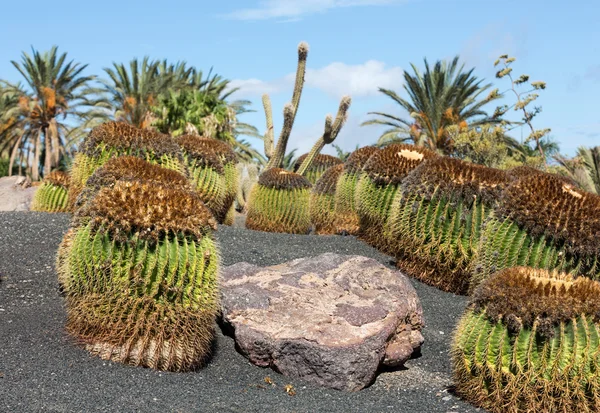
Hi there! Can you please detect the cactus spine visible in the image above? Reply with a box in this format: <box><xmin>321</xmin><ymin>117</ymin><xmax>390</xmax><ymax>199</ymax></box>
<box><xmin>310</xmin><ymin>164</ymin><xmax>344</xmax><ymax>234</ymax></box>
<box><xmin>452</xmin><ymin>267</ymin><xmax>600</xmax><ymax>412</ymax></box>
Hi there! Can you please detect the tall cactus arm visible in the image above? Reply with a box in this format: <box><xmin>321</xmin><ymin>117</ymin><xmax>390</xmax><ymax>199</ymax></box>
<box><xmin>267</xmin><ymin>42</ymin><xmax>308</xmax><ymax>169</ymax></box>
<box><xmin>267</xmin><ymin>103</ymin><xmax>295</xmax><ymax>169</ymax></box>
<box><xmin>297</xmin><ymin>96</ymin><xmax>352</xmax><ymax>176</ymax></box>
<box><xmin>262</xmin><ymin>94</ymin><xmax>274</xmax><ymax>160</ymax></box>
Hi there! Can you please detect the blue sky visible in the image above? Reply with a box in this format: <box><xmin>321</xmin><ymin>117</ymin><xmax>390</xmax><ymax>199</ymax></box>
<box><xmin>1</xmin><ymin>0</ymin><xmax>598</xmax><ymax>157</ymax></box>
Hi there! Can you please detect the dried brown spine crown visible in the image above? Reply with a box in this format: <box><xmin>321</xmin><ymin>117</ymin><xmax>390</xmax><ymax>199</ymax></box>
<box><xmin>44</xmin><ymin>170</ymin><xmax>70</xmax><ymax>188</ymax></box>
<box><xmin>313</xmin><ymin>164</ymin><xmax>344</xmax><ymax>195</ymax></box>
<box><xmin>175</xmin><ymin>135</ymin><xmax>225</xmax><ymax>174</ymax></box>
<box><xmin>363</xmin><ymin>144</ymin><xmax>437</xmax><ymax>186</ymax></box>
<box><xmin>344</xmin><ymin>146</ymin><xmax>379</xmax><ymax>173</ymax></box>
<box><xmin>181</xmin><ymin>135</ymin><xmax>237</xmax><ymax>165</ymax></box>
<box><xmin>401</xmin><ymin>156</ymin><xmax>509</xmax><ymax>205</ymax></box>
<box><xmin>471</xmin><ymin>266</ymin><xmax>600</xmax><ymax>332</ymax></box>
<box><xmin>79</xmin><ymin>121</ymin><xmax>183</xmax><ymax>160</ymax></box>
<box><xmin>257</xmin><ymin>168</ymin><xmax>312</xmax><ymax>190</ymax></box>
<box><xmin>499</xmin><ymin>172</ymin><xmax>600</xmax><ymax>255</ymax></box>
<box><xmin>294</xmin><ymin>153</ymin><xmax>343</xmax><ymax>172</ymax></box>
<box><xmin>77</xmin><ymin>180</ymin><xmax>217</xmax><ymax>243</ymax></box>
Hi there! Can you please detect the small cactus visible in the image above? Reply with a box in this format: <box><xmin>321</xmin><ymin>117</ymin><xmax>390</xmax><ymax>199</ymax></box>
<box><xmin>388</xmin><ymin>156</ymin><xmax>510</xmax><ymax>294</ymax></box>
<box><xmin>310</xmin><ymin>164</ymin><xmax>344</xmax><ymax>234</ymax></box>
<box><xmin>453</xmin><ymin>266</ymin><xmax>600</xmax><ymax>412</ymax></box>
<box><xmin>246</xmin><ymin>168</ymin><xmax>312</xmax><ymax>234</ymax></box>
<box><xmin>61</xmin><ymin>180</ymin><xmax>219</xmax><ymax>371</ymax></box>
<box><xmin>333</xmin><ymin>146</ymin><xmax>379</xmax><ymax>235</ymax></box>
<box><xmin>31</xmin><ymin>171</ymin><xmax>70</xmax><ymax>212</ymax></box>
<box><xmin>470</xmin><ymin>171</ymin><xmax>600</xmax><ymax>292</ymax></box>
<box><xmin>355</xmin><ymin>144</ymin><xmax>437</xmax><ymax>252</ymax></box>
<box><xmin>68</xmin><ymin>121</ymin><xmax>186</xmax><ymax>211</ymax></box>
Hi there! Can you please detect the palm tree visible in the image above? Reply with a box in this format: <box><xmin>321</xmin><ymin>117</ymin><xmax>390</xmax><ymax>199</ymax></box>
<box><xmin>362</xmin><ymin>56</ymin><xmax>501</xmax><ymax>154</ymax></box>
<box><xmin>1</xmin><ymin>46</ymin><xmax>109</xmax><ymax>180</ymax></box>
<box><xmin>555</xmin><ymin>146</ymin><xmax>600</xmax><ymax>194</ymax></box>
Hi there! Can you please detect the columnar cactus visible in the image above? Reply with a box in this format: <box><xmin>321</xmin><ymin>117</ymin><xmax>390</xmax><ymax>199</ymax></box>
<box><xmin>61</xmin><ymin>180</ymin><xmax>219</xmax><ymax>371</ymax></box>
<box><xmin>294</xmin><ymin>153</ymin><xmax>343</xmax><ymax>184</ymax></box>
<box><xmin>31</xmin><ymin>171</ymin><xmax>70</xmax><ymax>212</ymax></box>
<box><xmin>246</xmin><ymin>41</ymin><xmax>351</xmax><ymax>234</ymax></box>
<box><xmin>470</xmin><ymin>171</ymin><xmax>600</xmax><ymax>292</ymax></box>
<box><xmin>310</xmin><ymin>164</ymin><xmax>344</xmax><ymax>235</ymax></box>
<box><xmin>68</xmin><ymin>121</ymin><xmax>186</xmax><ymax>210</ymax></box>
<box><xmin>235</xmin><ymin>162</ymin><xmax>260</xmax><ymax>213</ymax></box>
<box><xmin>452</xmin><ymin>267</ymin><xmax>600</xmax><ymax>412</ymax></box>
<box><xmin>333</xmin><ymin>146</ymin><xmax>379</xmax><ymax>235</ymax></box>
<box><xmin>246</xmin><ymin>168</ymin><xmax>312</xmax><ymax>234</ymax></box>
<box><xmin>354</xmin><ymin>144</ymin><xmax>437</xmax><ymax>252</ymax></box>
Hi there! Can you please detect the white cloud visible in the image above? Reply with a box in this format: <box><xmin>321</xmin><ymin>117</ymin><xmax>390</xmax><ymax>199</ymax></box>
<box><xmin>222</xmin><ymin>0</ymin><xmax>402</xmax><ymax>21</ymax></box>
<box><xmin>228</xmin><ymin>60</ymin><xmax>404</xmax><ymax>99</ymax></box>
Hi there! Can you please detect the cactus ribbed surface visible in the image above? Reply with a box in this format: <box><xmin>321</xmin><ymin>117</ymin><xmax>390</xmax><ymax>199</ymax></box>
<box><xmin>310</xmin><ymin>164</ymin><xmax>344</xmax><ymax>234</ymax></box>
<box><xmin>60</xmin><ymin>180</ymin><xmax>219</xmax><ymax>371</ymax></box>
<box><xmin>294</xmin><ymin>153</ymin><xmax>343</xmax><ymax>185</ymax></box>
<box><xmin>31</xmin><ymin>171</ymin><xmax>70</xmax><ymax>212</ymax></box>
<box><xmin>470</xmin><ymin>172</ymin><xmax>600</xmax><ymax>293</ymax></box>
<box><xmin>355</xmin><ymin>144</ymin><xmax>437</xmax><ymax>252</ymax></box>
<box><xmin>453</xmin><ymin>267</ymin><xmax>600</xmax><ymax>413</ymax></box>
<box><xmin>388</xmin><ymin>157</ymin><xmax>510</xmax><ymax>294</ymax></box>
<box><xmin>175</xmin><ymin>134</ymin><xmax>227</xmax><ymax>220</ymax></box>
<box><xmin>333</xmin><ymin>146</ymin><xmax>379</xmax><ymax>235</ymax></box>
<box><xmin>68</xmin><ymin>121</ymin><xmax>186</xmax><ymax>211</ymax></box>
<box><xmin>246</xmin><ymin>168</ymin><xmax>312</xmax><ymax>234</ymax></box>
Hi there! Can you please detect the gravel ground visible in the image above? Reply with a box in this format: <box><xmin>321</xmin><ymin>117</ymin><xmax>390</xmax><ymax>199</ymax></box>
<box><xmin>0</xmin><ymin>212</ymin><xmax>481</xmax><ymax>413</ymax></box>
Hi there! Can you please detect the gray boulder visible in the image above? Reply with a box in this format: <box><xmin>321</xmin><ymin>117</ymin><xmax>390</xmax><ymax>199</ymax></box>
<box><xmin>0</xmin><ymin>176</ymin><xmax>37</xmax><ymax>211</ymax></box>
<box><xmin>219</xmin><ymin>253</ymin><xmax>424</xmax><ymax>391</ymax></box>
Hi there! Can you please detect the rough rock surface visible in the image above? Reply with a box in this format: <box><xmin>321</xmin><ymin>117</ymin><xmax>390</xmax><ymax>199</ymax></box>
<box><xmin>0</xmin><ymin>176</ymin><xmax>37</xmax><ymax>211</ymax></box>
<box><xmin>219</xmin><ymin>253</ymin><xmax>424</xmax><ymax>391</ymax></box>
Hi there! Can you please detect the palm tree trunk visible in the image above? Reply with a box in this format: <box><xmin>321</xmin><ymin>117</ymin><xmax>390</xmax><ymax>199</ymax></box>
<box><xmin>8</xmin><ymin>134</ymin><xmax>23</xmax><ymax>176</ymax></box>
<box><xmin>33</xmin><ymin>129</ymin><xmax>42</xmax><ymax>181</ymax></box>
<box><xmin>43</xmin><ymin>126</ymin><xmax>52</xmax><ymax>177</ymax></box>
<box><xmin>49</xmin><ymin>119</ymin><xmax>60</xmax><ymax>168</ymax></box>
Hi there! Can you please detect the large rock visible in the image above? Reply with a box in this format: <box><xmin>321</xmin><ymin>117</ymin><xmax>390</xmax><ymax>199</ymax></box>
<box><xmin>219</xmin><ymin>253</ymin><xmax>424</xmax><ymax>391</ymax></box>
<box><xmin>0</xmin><ymin>176</ymin><xmax>37</xmax><ymax>211</ymax></box>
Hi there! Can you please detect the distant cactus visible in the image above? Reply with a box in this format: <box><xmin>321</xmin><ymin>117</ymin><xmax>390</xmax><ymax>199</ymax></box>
<box><xmin>388</xmin><ymin>157</ymin><xmax>510</xmax><ymax>294</ymax></box>
<box><xmin>310</xmin><ymin>164</ymin><xmax>344</xmax><ymax>235</ymax></box>
<box><xmin>334</xmin><ymin>146</ymin><xmax>379</xmax><ymax>235</ymax></box>
<box><xmin>68</xmin><ymin>121</ymin><xmax>186</xmax><ymax>210</ymax></box>
<box><xmin>294</xmin><ymin>153</ymin><xmax>343</xmax><ymax>184</ymax></box>
<box><xmin>470</xmin><ymin>171</ymin><xmax>600</xmax><ymax>293</ymax></box>
<box><xmin>246</xmin><ymin>42</ymin><xmax>351</xmax><ymax>234</ymax></box>
<box><xmin>31</xmin><ymin>171</ymin><xmax>70</xmax><ymax>212</ymax></box>
<box><xmin>355</xmin><ymin>144</ymin><xmax>437</xmax><ymax>252</ymax></box>
<box><xmin>235</xmin><ymin>162</ymin><xmax>260</xmax><ymax>213</ymax></box>
<box><xmin>453</xmin><ymin>266</ymin><xmax>600</xmax><ymax>412</ymax></box>
<box><xmin>246</xmin><ymin>168</ymin><xmax>312</xmax><ymax>234</ymax></box>
<box><xmin>61</xmin><ymin>180</ymin><xmax>219</xmax><ymax>371</ymax></box>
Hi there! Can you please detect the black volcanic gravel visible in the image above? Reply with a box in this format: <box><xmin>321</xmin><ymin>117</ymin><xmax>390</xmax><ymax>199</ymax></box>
<box><xmin>0</xmin><ymin>212</ymin><xmax>480</xmax><ymax>412</ymax></box>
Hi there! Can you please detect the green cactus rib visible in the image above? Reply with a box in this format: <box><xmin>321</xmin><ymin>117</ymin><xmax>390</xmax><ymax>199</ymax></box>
<box><xmin>246</xmin><ymin>184</ymin><xmax>311</xmax><ymax>234</ymax></box>
<box><xmin>354</xmin><ymin>175</ymin><xmax>401</xmax><ymax>252</ymax></box>
<box><xmin>310</xmin><ymin>192</ymin><xmax>337</xmax><ymax>235</ymax></box>
<box><xmin>470</xmin><ymin>217</ymin><xmax>600</xmax><ymax>293</ymax></box>
<box><xmin>185</xmin><ymin>156</ymin><xmax>226</xmax><ymax>219</ymax></box>
<box><xmin>219</xmin><ymin>163</ymin><xmax>239</xmax><ymax>222</ymax></box>
<box><xmin>388</xmin><ymin>188</ymin><xmax>492</xmax><ymax>294</ymax></box>
<box><xmin>69</xmin><ymin>145</ymin><xmax>185</xmax><ymax>211</ymax></box>
<box><xmin>63</xmin><ymin>221</ymin><xmax>219</xmax><ymax>371</ymax></box>
<box><xmin>452</xmin><ymin>310</ymin><xmax>600</xmax><ymax>412</ymax></box>
<box><xmin>333</xmin><ymin>171</ymin><xmax>361</xmax><ymax>234</ymax></box>
<box><xmin>31</xmin><ymin>182</ymin><xmax>69</xmax><ymax>212</ymax></box>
